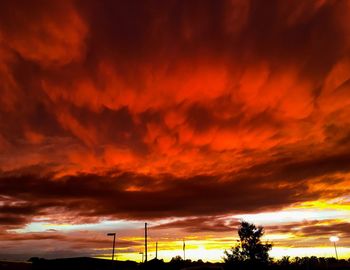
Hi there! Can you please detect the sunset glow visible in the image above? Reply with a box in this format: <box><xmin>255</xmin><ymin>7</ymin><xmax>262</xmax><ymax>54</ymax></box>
<box><xmin>1</xmin><ymin>0</ymin><xmax>350</xmax><ymax>262</ymax></box>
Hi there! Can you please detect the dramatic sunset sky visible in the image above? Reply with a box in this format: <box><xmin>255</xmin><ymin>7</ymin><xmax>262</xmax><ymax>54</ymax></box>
<box><xmin>1</xmin><ymin>0</ymin><xmax>350</xmax><ymax>262</ymax></box>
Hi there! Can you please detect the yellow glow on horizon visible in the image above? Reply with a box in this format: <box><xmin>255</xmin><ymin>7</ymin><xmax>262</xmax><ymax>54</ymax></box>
<box><xmin>271</xmin><ymin>246</ymin><xmax>350</xmax><ymax>259</ymax></box>
<box><xmin>94</xmin><ymin>230</ymin><xmax>350</xmax><ymax>262</ymax></box>
<box><xmin>95</xmin><ymin>245</ymin><xmax>350</xmax><ymax>262</ymax></box>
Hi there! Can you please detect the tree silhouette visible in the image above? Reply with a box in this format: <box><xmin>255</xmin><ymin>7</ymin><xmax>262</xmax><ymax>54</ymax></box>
<box><xmin>170</xmin><ymin>256</ymin><xmax>183</xmax><ymax>262</ymax></box>
<box><xmin>224</xmin><ymin>221</ymin><xmax>272</xmax><ymax>268</ymax></box>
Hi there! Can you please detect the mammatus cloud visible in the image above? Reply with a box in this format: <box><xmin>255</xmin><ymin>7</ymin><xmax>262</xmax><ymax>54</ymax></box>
<box><xmin>1</xmin><ymin>0</ymin><xmax>350</xmax><ymax>260</ymax></box>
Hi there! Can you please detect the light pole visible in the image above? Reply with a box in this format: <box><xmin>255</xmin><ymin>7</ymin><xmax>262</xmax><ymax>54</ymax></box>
<box><xmin>145</xmin><ymin>223</ymin><xmax>148</xmax><ymax>262</ymax></box>
<box><xmin>107</xmin><ymin>233</ymin><xmax>116</xmax><ymax>260</ymax></box>
<box><xmin>155</xmin><ymin>242</ymin><xmax>158</xmax><ymax>259</ymax></box>
<box><xmin>139</xmin><ymin>252</ymin><xmax>144</xmax><ymax>263</ymax></box>
<box><xmin>183</xmin><ymin>239</ymin><xmax>186</xmax><ymax>261</ymax></box>
<box><xmin>329</xmin><ymin>236</ymin><xmax>339</xmax><ymax>260</ymax></box>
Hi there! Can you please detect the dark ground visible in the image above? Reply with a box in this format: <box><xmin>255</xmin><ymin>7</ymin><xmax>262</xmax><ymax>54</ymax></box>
<box><xmin>1</xmin><ymin>258</ymin><xmax>222</xmax><ymax>270</ymax></box>
<box><xmin>1</xmin><ymin>257</ymin><xmax>350</xmax><ymax>270</ymax></box>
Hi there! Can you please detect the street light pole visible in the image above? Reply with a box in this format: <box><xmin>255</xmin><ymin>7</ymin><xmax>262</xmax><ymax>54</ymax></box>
<box><xmin>183</xmin><ymin>239</ymin><xmax>186</xmax><ymax>261</ymax></box>
<box><xmin>333</xmin><ymin>242</ymin><xmax>338</xmax><ymax>260</ymax></box>
<box><xmin>145</xmin><ymin>223</ymin><xmax>148</xmax><ymax>262</ymax></box>
<box><xmin>107</xmin><ymin>233</ymin><xmax>116</xmax><ymax>260</ymax></box>
<box><xmin>155</xmin><ymin>242</ymin><xmax>158</xmax><ymax>259</ymax></box>
<box><xmin>139</xmin><ymin>252</ymin><xmax>144</xmax><ymax>263</ymax></box>
<box><xmin>329</xmin><ymin>236</ymin><xmax>339</xmax><ymax>260</ymax></box>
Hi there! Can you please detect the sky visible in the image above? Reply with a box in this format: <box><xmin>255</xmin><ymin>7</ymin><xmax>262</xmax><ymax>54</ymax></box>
<box><xmin>0</xmin><ymin>0</ymin><xmax>350</xmax><ymax>262</ymax></box>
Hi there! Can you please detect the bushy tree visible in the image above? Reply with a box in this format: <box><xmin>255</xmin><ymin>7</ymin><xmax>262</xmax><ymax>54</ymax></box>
<box><xmin>170</xmin><ymin>256</ymin><xmax>183</xmax><ymax>263</ymax></box>
<box><xmin>224</xmin><ymin>221</ymin><xmax>272</xmax><ymax>268</ymax></box>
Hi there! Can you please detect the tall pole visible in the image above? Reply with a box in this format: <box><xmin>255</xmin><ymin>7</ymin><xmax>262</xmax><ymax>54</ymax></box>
<box><xmin>183</xmin><ymin>239</ymin><xmax>185</xmax><ymax>261</ymax></box>
<box><xmin>145</xmin><ymin>223</ymin><xmax>148</xmax><ymax>262</ymax></box>
<box><xmin>330</xmin><ymin>236</ymin><xmax>340</xmax><ymax>260</ymax></box>
<box><xmin>107</xmin><ymin>233</ymin><xmax>116</xmax><ymax>261</ymax></box>
<box><xmin>156</xmin><ymin>242</ymin><xmax>158</xmax><ymax>259</ymax></box>
<box><xmin>139</xmin><ymin>252</ymin><xmax>143</xmax><ymax>263</ymax></box>
<box><xmin>112</xmin><ymin>234</ymin><xmax>116</xmax><ymax>260</ymax></box>
<box><xmin>334</xmin><ymin>242</ymin><xmax>338</xmax><ymax>260</ymax></box>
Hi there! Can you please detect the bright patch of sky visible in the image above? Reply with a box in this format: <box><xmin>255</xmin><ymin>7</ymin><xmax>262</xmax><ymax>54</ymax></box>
<box><xmin>12</xmin><ymin>219</ymin><xmax>144</xmax><ymax>233</ymax></box>
<box><xmin>232</xmin><ymin>209</ymin><xmax>350</xmax><ymax>226</ymax></box>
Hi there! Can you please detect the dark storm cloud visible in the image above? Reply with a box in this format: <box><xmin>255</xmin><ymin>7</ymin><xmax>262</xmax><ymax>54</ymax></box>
<box><xmin>266</xmin><ymin>220</ymin><xmax>350</xmax><ymax>248</ymax></box>
<box><xmin>300</xmin><ymin>222</ymin><xmax>350</xmax><ymax>238</ymax></box>
<box><xmin>2</xmin><ymin>148</ymin><xmax>350</xmax><ymax>227</ymax></box>
<box><xmin>0</xmin><ymin>231</ymin><xmax>139</xmax><ymax>248</ymax></box>
<box><xmin>153</xmin><ymin>217</ymin><xmax>240</xmax><ymax>233</ymax></box>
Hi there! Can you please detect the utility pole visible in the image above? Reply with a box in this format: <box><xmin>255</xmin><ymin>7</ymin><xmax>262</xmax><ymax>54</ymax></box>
<box><xmin>145</xmin><ymin>223</ymin><xmax>148</xmax><ymax>262</ymax></box>
<box><xmin>155</xmin><ymin>241</ymin><xmax>158</xmax><ymax>259</ymax></box>
<box><xmin>107</xmin><ymin>233</ymin><xmax>116</xmax><ymax>261</ymax></box>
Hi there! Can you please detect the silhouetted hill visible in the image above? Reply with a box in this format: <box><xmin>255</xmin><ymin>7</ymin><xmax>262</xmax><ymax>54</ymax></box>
<box><xmin>0</xmin><ymin>261</ymin><xmax>32</xmax><ymax>270</ymax></box>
